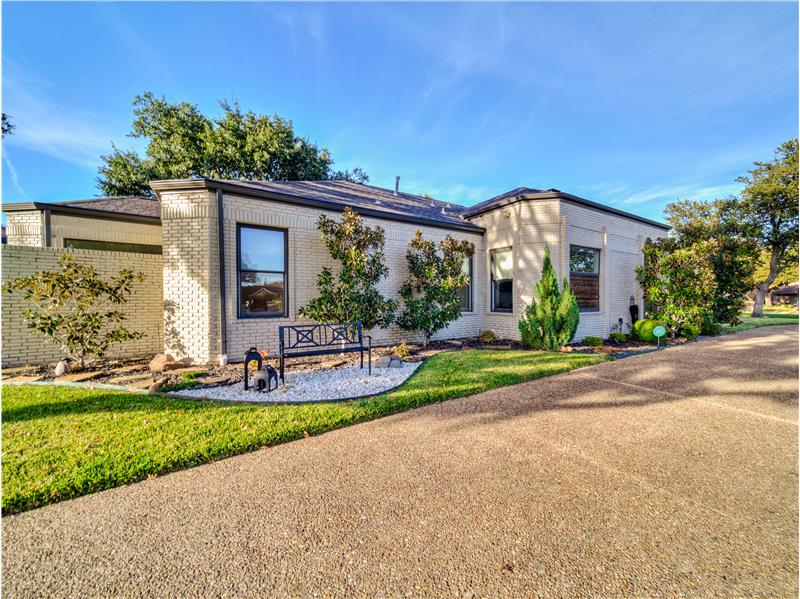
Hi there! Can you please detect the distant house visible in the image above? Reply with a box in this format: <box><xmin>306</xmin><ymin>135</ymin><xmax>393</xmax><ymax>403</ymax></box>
<box><xmin>771</xmin><ymin>283</ymin><xmax>799</xmax><ymax>306</ymax></box>
<box><xmin>3</xmin><ymin>180</ymin><xmax>668</xmax><ymax>364</ymax></box>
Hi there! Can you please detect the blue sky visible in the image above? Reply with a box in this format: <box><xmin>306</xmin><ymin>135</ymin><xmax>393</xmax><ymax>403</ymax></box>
<box><xmin>2</xmin><ymin>2</ymin><xmax>797</xmax><ymax>221</ymax></box>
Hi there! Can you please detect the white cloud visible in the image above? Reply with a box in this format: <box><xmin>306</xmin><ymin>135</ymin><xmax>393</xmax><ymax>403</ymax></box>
<box><xmin>3</xmin><ymin>149</ymin><xmax>26</xmax><ymax>198</ymax></box>
<box><xmin>618</xmin><ymin>182</ymin><xmax>742</xmax><ymax>206</ymax></box>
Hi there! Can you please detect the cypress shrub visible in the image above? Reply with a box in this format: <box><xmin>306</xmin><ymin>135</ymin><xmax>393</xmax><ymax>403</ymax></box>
<box><xmin>519</xmin><ymin>247</ymin><xmax>580</xmax><ymax>351</ymax></box>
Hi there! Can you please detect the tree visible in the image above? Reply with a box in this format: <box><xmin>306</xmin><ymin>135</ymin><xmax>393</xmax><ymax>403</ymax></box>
<box><xmin>737</xmin><ymin>139</ymin><xmax>799</xmax><ymax>317</ymax></box>
<box><xmin>397</xmin><ymin>232</ymin><xmax>475</xmax><ymax>344</ymax></box>
<box><xmin>2</xmin><ymin>255</ymin><xmax>145</xmax><ymax>368</ymax></box>
<box><xmin>299</xmin><ymin>207</ymin><xmax>396</xmax><ymax>329</ymax></box>
<box><xmin>97</xmin><ymin>93</ymin><xmax>368</xmax><ymax>197</ymax></box>
<box><xmin>664</xmin><ymin>198</ymin><xmax>756</xmax><ymax>325</ymax></box>
<box><xmin>753</xmin><ymin>247</ymin><xmax>798</xmax><ymax>294</ymax></box>
<box><xmin>636</xmin><ymin>238</ymin><xmax>716</xmax><ymax>339</ymax></box>
<box><xmin>2</xmin><ymin>113</ymin><xmax>13</xmax><ymax>137</ymax></box>
<box><xmin>518</xmin><ymin>247</ymin><xmax>579</xmax><ymax>351</ymax></box>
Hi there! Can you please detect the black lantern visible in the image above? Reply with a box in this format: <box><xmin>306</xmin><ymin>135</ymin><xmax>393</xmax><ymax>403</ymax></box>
<box><xmin>243</xmin><ymin>347</ymin><xmax>262</xmax><ymax>390</ymax></box>
<box><xmin>629</xmin><ymin>295</ymin><xmax>639</xmax><ymax>324</ymax></box>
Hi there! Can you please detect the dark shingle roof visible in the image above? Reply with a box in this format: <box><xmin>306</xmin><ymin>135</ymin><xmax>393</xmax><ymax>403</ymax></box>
<box><xmin>463</xmin><ymin>187</ymin><xmax>545</xmax><ymax>216</ymax></box>
<box><xmin>218</xmin><ymin>180</ymin><xmax>469</xmax><ymax>228</ymax></box>
<box><xmin>772</xmin><ymin>283</ymin><xmax>798</xmax><ymax>296</ymax></box>
<box><xmin>52</xmin><ymin>196</ymin><xmax>161</xmax><ymax>219</ymax></box>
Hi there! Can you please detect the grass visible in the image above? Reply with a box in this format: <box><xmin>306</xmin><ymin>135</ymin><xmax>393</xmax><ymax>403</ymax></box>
<box><xmin>720</xmin><ymin>313</ymin><xmax>798</xmax><ymax>334</ymax></box>
<box><xmin>2</xmin><ymin>349</ymin><xmax>606</xmax><ymax>514</ymax></box>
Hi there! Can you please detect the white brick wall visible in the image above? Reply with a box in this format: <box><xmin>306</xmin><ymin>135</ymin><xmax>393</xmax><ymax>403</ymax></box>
<box><xmin>50</xmin><ymin>214</ymin><xmax>162</xmax><ymax>248</ymax></box>
<box><xmin>5</xmin><ymin>211</ymin><xmax>45</xmax><ymax>247</ymax></box>
<box><xmin>1</xmin><ymin>246</ymin><xmax>163</xmax><ymax>367</ymax></box>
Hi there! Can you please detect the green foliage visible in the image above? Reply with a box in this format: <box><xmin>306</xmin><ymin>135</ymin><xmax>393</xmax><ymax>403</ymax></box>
<box><xmin>2</xmin><ymin>255</ymin><xmax>145</xmax><ymax>367</ymax></box>
<box><xmin>397</xmin><ymin>231</ymin><xmax>475</xmax><ymax>344</ymax></box>
<box><xmin>2</xmin><ymin>350</ymin><xmax>607</xmax><ymax>513</ymax></box>
<box><xmin>636</xmin><ymin>238</ymin><xmax>715</xmax><ymax>339</ymax></box>
<box><xmin>518</xmin><ymin>247</ymin><xmax>580</xmax><ymax>351</ymax></box>
<box><xmin>478</xmin><ymin>330</ymin><xmax>497</xmax><ymax>343</ymax></box>
<box><xmin>754</xmin><ymin>247</ymin><xmax>798</xmax><ymax>289</ymax></box>
<box><xmin>299</xmin><ymin>208</ymin><xmax>396</xmax><ymax>329</ymax></box>
<box><xmin>97</xmin><ymin>93</ymin><xmax>367</xmax><ymax>197</ymax></box>
<box><xmin>583</xmin><ymin>336</ymin><xmax>603</xmax><ymax>347</ymax></box>
<box><xmin>609</xmin><ymin>332</ymin><xmax>627</xmax><ymax>344</ymax></box>
<box><xmin>2</xmin><ymin>113</ymin><xmax>14</xmax><ymax>137</ymax></box>
<box><xmin>393</xmin><ymin>342</ymin><xmax>411</xmax><ymax>358</ymax></box>
<box><xmin>632</xmin><ymin>319</ymin><xmax>665</xmax><ymax>343</ymax></box>
<box><xmin>161</xmin><ymin>370</ymin><xmax>207</xmax><ymax>393</ymax></box>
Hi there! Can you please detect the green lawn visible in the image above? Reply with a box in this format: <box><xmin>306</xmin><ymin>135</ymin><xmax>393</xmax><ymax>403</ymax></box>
<box><xmin>2</xmin><ymin>349</ymin><xmax>606</xmax><ymax>514</ymax></box>
<box><xmin>720</xmin><ymin>313</ymin><xmax>799</xmax><ymax>334</ymax></box>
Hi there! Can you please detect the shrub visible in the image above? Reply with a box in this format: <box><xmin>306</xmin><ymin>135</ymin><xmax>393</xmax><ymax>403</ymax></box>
<box><xmin>2</xmin><ymin>254</ymin><xmax>145</xmax><ymax>368</ymax></box>
<box><xmin>636</xmin><ymin>238</ymin><xmax>716</xmax><ymax>339</ymax></box>
<box><xmin>393</xmin><ymin>341</ymin><xmax>411</xmax><ymax>358</ymax></box>
<box><xmin>583</xmin><ymin>336</ymin><xmax>603</xmax><ymax>347</ymax></box>
<box><xmin>478</xmin><ymin>330</ymin><xmax>497</xmax><ymax>343</ymax></box>
<box><xmin>518</xmin><ymin>247</ymin><xmax>580</xmax><ymax>351</ymax></box>
<box><xmin>609</xmin><ymin>332</ymin><xmax>627</xmax><ymax>344</ymax></box>
<box><xmin>299</xmin><ymin>207</ymin><xmax>397</xmax><ymax>329</ymax></box>
<box><xmin>397</xmin><ymin>231</ymin><xmax>475</xmax><ymax>345</ymax></box>
<box><xmin>633</xmin><ymin>319</ymin><xmax>665</xmax><ymax>343</ymax></box>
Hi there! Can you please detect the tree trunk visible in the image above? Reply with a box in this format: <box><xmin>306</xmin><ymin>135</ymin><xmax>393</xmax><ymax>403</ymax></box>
<box><xmin>751</xmin><ymin>246</ymin><xmax>782</xmax><ymax>318</ymax></box>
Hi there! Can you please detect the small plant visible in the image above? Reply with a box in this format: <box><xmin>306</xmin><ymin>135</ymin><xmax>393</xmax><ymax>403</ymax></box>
<box><xmin>583</xmin><ymin>336</ymin><xmax>603</xmax><ymax>347</ymax></box>
<box><xmin>632</xmin><ymin>319</ymin><xmax>665</xmax><ymax>343</ymax></box>
<box><xmin>478</xmin><ymin>329</ymin><xmax>497</xmax><ymax>343</ymax></box>
<box><xmin>397</xmin><ymin>231</ymin><xmax>475</xmax><ymax>345</ymax></box>
<box><xmin>393</xmin><ymin>341</ymin><xmax>412</xmax><ymax>358</ymax></box>
<box><xmin>161</xmin><ymin>370</ymin><xmax>207</xmax><ymax>393</ymax></box>
<box><xmin>609</xmin><ymin>332</ymin><xmax>627</xmax><ymax>345</ymax></box>
<box><xmin>2</xmin><ymin>254</ymin><xmax>145</xmax><ymax>368</ymax></box>
<box><xmin>518</xmin><ymin>247</ymin><xmax>580</xmax><ymax>351</ymax></box>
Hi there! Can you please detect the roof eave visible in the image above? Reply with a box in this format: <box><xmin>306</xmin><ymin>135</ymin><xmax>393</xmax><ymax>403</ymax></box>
<box><xmin>2</xmin><ymin>201</ymin><xmax>160</xmax><ymax>225</ymax></box>
<box><xmin>150</xmin><ymin>178</ymin><xmax>486</xmax><ymax>234</ymax></box>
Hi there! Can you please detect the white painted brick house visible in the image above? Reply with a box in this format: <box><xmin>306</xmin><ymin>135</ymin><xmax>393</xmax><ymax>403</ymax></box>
<box><xmin>3</xmin><ymin>180</ymin><xmax>668</xmax><ymax>365</ymax></box>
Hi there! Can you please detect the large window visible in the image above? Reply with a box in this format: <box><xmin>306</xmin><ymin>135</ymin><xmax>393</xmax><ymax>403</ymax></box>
<box><xmin>64</xmin><ymin>239</ymin><xmax>162</xmax><ymax>255</ymax></box>
<box><xmin>456</xmin><ymin>256</ymin><xmax>472</xmax><ymax>312</ymax></box>
<box><xmin>238</xmin><ymin>225</ymin><xmax>287</xmax><ymax>318</ymax></box>
<box><xmin>490</xmin><ymin>248</ymin><xmax>513</xmax><ymax>312</ymax></box>
<box><xmin>570</xmin><ymin>245</ymin><xmax>600</xmax><ymax>312</ymax></box>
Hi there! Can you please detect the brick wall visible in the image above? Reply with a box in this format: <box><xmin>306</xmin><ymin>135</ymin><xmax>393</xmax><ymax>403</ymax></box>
<box><xmin>1</xmin><ymin>246</ymin><xmax>163</xmax><ymax>367</ymax></box>
<box><xmin>50</xmin><ymin>214</ymin><xmax>162</xmax><ymax>248</ymax></box>
<box><xmin>5</xmin><ymin>211</ymin><xmax>44</xmax><ymax>247</ymax></box>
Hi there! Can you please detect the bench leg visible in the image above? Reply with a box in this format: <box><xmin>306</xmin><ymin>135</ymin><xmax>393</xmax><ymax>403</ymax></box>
<box><xmin>280</xmin><ymin>355</ymin><xmax>285</xmax><ymax>384</ymax></box>
<box><xmin>368</xmin><ymin>347</ymin><xmax>372</xmax><ymax>375</ymax></box>
<box><xmin>360</xmin><ymin>349</ymin><xmax>364</xmax><ymax>370</ymax></box>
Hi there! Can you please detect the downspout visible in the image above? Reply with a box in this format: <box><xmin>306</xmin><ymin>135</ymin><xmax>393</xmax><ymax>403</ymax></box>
<box><xmin>216</xmin><ymin>189</ymin><xmax>228</xmax><ymax>364</ymax></box>
<box><xmin>43</xmin><ymin>208</ymin><xmax>52</xmax><ymax>247</ymax></box>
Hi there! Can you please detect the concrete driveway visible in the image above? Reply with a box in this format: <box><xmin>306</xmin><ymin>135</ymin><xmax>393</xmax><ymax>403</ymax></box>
<box><xmin>3</xmin><ymin>326</ymin><xmax>798</xmax><ymax>598</ymax></box>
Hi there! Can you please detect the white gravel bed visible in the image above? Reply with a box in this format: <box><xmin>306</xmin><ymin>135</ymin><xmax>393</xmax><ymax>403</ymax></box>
<box><xmin>173</xmin><ymin>362</ymin><xmax>421</xmax><ymax>403</ymax></box>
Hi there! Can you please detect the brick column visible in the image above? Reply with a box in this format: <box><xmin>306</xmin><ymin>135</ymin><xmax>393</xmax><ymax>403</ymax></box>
<box><xmin>159</xmin><ymin>189</ymin><xmax>221</xmax><ymax>364</ymax></box>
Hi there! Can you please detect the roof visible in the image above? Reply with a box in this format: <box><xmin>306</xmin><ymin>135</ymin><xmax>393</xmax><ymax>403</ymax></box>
<box><xmin>462</xmin><ymin>187</ymin><xmax>670</xmax><ymax>230</ymax></box>
<box><xmin>151</xmin><ymin>178</ymin><xmax>484</xmax><ymax>233</ymax></box>
<box><xmin>3</xmin><ymin>196</ymin><xmax>160</xmax><ymax>224</ymax></box>
<box><xmin>771</xmin><ymin>283</ymin><xmax>798</xmax><ymax>295</ymax></box>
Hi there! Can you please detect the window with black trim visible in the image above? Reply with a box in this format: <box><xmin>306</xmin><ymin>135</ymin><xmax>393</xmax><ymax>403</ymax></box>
<box><xmin>64</xmin><ymin>238</ymin><xmax>162</xmax><ymax>255</ymax></box>
<box><xmin>456</xmin><ymin>256</ymin><xmax>472</xmax><ymax>312</ymax></box>
<box><xmin>490</xmin><ymin>247</ymin><xmax>513</xmax><ymax>312</ymax></box>
<box><xmin>570</xmin><ymin>245</ymin><xmax>600</xmax><ymax>312</ymax></box>
<box><xmin>238</xmin><ymin>225</ymin><xmax>287</xmax><ymax>318</ymax></box>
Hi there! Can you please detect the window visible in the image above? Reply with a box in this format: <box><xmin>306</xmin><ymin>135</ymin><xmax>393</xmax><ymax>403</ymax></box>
<box><xmin>63</xmin><ymin>239</ymin><xmax>162</xmax><ymax>255</ymax></box>
<box><xmin>456</xmin><ymin>256</ymin><xmax>472</xmax><ymax>312</ymax></box>
<box><xmin>490</xmin><ymin>248</ymin><xmax>513</xmax><ymax>312</ymax></box>
<box><xmin>570</xmin><ymin>245</ymin><xmax>600</xmax><ymax>312</ymax></box>
<box><xmin>238</xmin><ymin>225</ymin><xmax>287</xmax><ymax>318</ymax></box>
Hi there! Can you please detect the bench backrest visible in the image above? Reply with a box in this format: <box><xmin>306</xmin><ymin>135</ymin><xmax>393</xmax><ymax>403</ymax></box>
<box><xmin>279</xmin><ymin>322</ymin><xmax>363</xmax><ymax>351</ymax></box>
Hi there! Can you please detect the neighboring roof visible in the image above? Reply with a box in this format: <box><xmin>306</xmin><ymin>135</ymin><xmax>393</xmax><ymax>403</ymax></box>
<box><xmin>151</xmin><ymin>178</ymin><xmax>484</xmax><ymax>233</ymax></box>
<box><xmin>3</xmin><ymin>196</ymin><xmax>161</xmax><ymax>224</ymax></box>
<box><xmin>462</xmin><ymin>187</ymin><xmax>671</xmax><ymax>230</ymax></box>
<box><xmin>772</xmin><ymin>283</ymin><xmax>799</xmax><ymax>296</ymax></box>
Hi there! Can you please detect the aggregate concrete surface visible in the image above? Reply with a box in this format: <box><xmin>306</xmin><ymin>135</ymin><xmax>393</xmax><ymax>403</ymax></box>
<box><xmin>3</xmin><ymin>326</ymin><xmax>798</xmax><ymax>598</ymax></box>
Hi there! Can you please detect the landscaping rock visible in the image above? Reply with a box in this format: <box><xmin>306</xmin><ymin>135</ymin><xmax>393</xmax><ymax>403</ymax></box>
<box><xmin>163</xmin><ymin>358</ymin><xmax>193</xmax><ymax>371</ymax></box>
<box><xmin>320</xmin><ymin>359</ymin><xmax>347</xmax><ymax>369</ymax></box>
<box><xmin>197</xmin><ymin>375</ymin><xmax>230</xmax><ymax>386</ymax></box>
<box><xmin>4</xmin><ymin>375</ymin><xmax>44</xmax><ymax>383</ymax></box>
<box><xmin>148</xmin><ymin>376</ymin><xmax>170</xmax><ymax>394</ymax></box>
<box><xmin>389</xmin><ymin>356</ymin><xmax>403</xmax><ymax>368</ymax></box>
<box><xmin>374</xmin><ymin>356</ymin><xmax>391</xmax><ymax>369</ymax></box>
<box><xmin>148</xmin><ymin>354</ymin><xmax>173</xmax><ymax>372</ymax></box>
<box><xmin>107</xmin><ymin>374</ymin><xmax>152</xmax><ymax>385</ymax></box>
<box><xmin>57</xmin><ymin>370</ymin><xmax>104</xmax><ymax>383</ymax></box>
<box><xmin>108</xmin><ymin>365</ymin><xmax>146</xmax><ymax>375</ymax></box>
<box><xmin>54</xmin><ymin>359</ymin><xmax>72</xmax><ymax>377</ymax></box>
<box><xmin>128</xmin><ymin>379</ymin><xmax>156</xmax><ymax>390</ymax></box>
<box><xmin>1</xmin><ymin>366</ymin><xmax>40</xmax><ymax>376</ymax></box>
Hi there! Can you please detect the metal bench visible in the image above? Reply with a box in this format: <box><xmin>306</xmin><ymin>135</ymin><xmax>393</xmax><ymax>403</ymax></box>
<box><xmin>278</xmin><ymin>322</ymin><xmax>372</xmax><ymax>383</ymax></box>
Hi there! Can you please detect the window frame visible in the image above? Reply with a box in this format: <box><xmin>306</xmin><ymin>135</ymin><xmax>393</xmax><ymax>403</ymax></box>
<box><xmin>569</xmin><ymin>245</ymin><xmax>601</xmax><ymax>313</ymax></box>
<box><xmin>490</xmin><ymin>247</ymin><xmax>514</xmax><ymax>313</ymax></box>
<box><xmin>236</xmin><ymin>223</ymin><xmax>289</xmax><ymax>319</ymax></box>
<box><xmin>457</xmin><ymin>255</ymin><xmax>473</xmax><ymax>313</ymax></box>
<box><xmin>63</xmin><ymin>238</ymin><xmax>162</xmax><ymax>255</ymax></box>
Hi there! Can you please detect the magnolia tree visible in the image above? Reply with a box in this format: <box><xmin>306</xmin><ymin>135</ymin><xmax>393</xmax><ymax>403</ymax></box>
<box><xmin>299</xmin><ymin>207</ymin><xmax>397</xmax><ymax>329</ymax></box>
<box><xmin>518</xmin><ymin>247</ymin><xmax>579</xmax><ymax>351</ymax></box>
<box><xmin>636</xmin><ymin>238</ymin><xmax>716</xmax><ymax>339</ymax></box>
<box><xmin>2</xmin><ymin>255</ymin><xmax>145</xmax><ymax>368</ymax></box>
<box><xmin>397</xmin><ymin>232</ymin><xmax>475</xmax><ymax>345</ymax></box>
